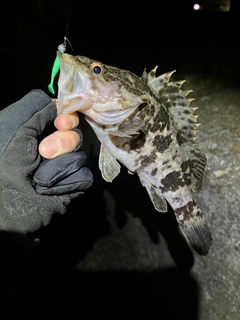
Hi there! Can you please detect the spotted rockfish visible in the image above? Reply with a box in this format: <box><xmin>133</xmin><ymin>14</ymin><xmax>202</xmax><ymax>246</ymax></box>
<box><xmin>57</xmin><ymin>53</ymin><xmax>213</xmax><ymax>255</ymax></box>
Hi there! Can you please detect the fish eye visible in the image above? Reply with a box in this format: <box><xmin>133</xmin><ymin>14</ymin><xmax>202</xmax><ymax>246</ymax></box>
<box><xmin>90</xmin><ymin>63</ymin><xmax>103</xmax><ymax>75</ymax></box>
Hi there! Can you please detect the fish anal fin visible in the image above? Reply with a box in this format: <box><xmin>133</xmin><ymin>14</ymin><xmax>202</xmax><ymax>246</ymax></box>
<box><xmin>99</xmin><ymin>144</ymin><xmax>121</xmax><ymax>182</ymax></box>
<box><xmin>189</xmin><ymin>147</ymin><xmax>207</xmax><ymax>193</ymax></box>
<box><xmin>140</xmin><ymin>178</ymin><xmax>168</xmax><ymax>212</ymax></box>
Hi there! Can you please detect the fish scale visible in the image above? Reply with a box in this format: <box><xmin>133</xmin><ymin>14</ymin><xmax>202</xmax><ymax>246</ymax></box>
<box><xmin>57</xmin><ymin>53</ymin><xmax>213</xmax><ymax>256</ymax></box>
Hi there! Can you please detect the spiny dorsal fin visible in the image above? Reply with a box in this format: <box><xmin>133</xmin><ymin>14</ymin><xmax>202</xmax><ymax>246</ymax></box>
<box><xmin>142</xmin><ymin>67</ymin><xmax>207</xmax><ymax>193</ymax></box>
<box><xmin>169</xmin><ymin>102</ymin><xmax>201</xmax><ymax>143</ymax></box>
<box><xmin>142</xmin><ymin>66</ymin><xmax>176</xmax><ymax>91</ymax></box>
<box><xmin>142</xmin><ymin>67</ymin><xmax>200</xmax><ymax>143</ymax></box>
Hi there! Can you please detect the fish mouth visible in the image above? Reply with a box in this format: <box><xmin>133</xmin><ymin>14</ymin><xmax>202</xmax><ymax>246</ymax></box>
<box><xmin>57</xmin><ymin>53</ymin><xmax>141</xmax><ymax>125</ymax></box>
<box><xmin>57</xmin><ymin>53</ymin><xmax>91</xmax><ymax>115</ymax></box>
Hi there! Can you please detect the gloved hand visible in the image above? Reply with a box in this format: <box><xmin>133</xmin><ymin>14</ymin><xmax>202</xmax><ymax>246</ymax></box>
<box><xmin>0</xmin><ymin>90</ymin><xmax>93</xmax><ymax>235</ymax></box>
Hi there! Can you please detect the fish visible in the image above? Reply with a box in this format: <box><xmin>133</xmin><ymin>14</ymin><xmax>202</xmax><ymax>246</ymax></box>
<box><xmin>57</xmin><ymin>52</ymin><xmax>213</xmax><ymax>256</ymax></box>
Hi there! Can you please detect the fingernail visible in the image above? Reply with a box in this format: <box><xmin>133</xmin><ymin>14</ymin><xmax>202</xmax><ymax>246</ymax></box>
<box><xmin>41</xmin><ymin>139</ymin><xmax>61</xmax><ymax>157</ymax></box>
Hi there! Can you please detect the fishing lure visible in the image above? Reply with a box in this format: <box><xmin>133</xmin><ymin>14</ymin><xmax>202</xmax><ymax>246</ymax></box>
<box><xmin>48</xmin><ymin>1</ymin><xmax>73</xmax><ymax>94</ymax></box>
<box><xmin>48</xmin><ymin>39</ymin><xmax>67</xmax><ymax>94</ymax></box>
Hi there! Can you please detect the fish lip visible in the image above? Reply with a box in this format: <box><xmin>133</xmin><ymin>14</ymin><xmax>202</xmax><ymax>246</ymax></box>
<box><xmin>57</xmin><ymin>52</ymin><xmax>74</xmax><ymax>64</ymax></box>
<box><xmin>57</xmin><ymin>52</ymin><xmax>87</xmax><ymax>114</ymax></box>
<box><xmin>57</xmin><ymin>96</ymin><xmax>81</xmax><ymax>115</ymax></box>
<box><xmin>57</xmin><ymin>52</ymin><xmax>70</xmax><ymax>79</ymax></box>
<box><xmin>58</xmin><ymin>53</ymin><xmax>84</xmax><ymax>92</ymax></box>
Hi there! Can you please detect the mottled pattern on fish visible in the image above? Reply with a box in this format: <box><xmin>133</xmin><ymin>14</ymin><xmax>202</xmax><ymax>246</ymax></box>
<box><xmin>57</xmin><ymin>53</ymin><xmax>213</xmax><ymax>255</ymax></box>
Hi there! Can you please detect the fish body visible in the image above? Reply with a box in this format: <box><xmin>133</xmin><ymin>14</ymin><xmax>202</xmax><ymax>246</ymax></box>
<box><xmin>57</xmin><ymin>53</ymin><xmax>213</xmax><ymax>255</ymax></box>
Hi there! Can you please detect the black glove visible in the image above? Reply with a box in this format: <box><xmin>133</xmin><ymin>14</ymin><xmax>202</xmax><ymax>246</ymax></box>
<box><xmin>0</xmin><ymin>90</ymin><xmax>93</xmax><ymax>235</ymax></box>
<box><xmin>34</xmin><ymin>137</ymin><xmax>91</xmax><ymax>195</ymax></box>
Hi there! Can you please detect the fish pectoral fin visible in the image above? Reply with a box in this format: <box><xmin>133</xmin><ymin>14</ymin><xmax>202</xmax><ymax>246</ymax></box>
<box><xmin>140</xmin><ymin>178</ymin><xmax>168</xmax><ymax>212</ymax></box>
<box><xmin>109</xmin><ymin>118</ymin><xmax>145</xmax><ymax>137</ymax></box>
<box><xmin>99</xmin><ymin>144</ymin><xmax>121</xmax><ymax>182</ymax></box>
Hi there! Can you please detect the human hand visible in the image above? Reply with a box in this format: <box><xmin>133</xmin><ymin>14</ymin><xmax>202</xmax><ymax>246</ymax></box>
<box><xmin>0</xmin><ymin>90</ymin><xmax>93</xmax><ymax>235</ymax></box>
<box><xmin>39</xmin><ymin>107</ymin><xmax>81</xmax><ymax>159</ymax></box>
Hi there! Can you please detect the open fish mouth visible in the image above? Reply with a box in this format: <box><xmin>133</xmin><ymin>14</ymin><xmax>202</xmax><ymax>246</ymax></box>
<box><xmin>57</xmin><ymin>53</ymin><xmax>140</xmax><ymax>124</ymax></box>
<box><xmin>57</xmin><ymin>53</ymin><xmax>90</xmax><ymax>114</ymax></box>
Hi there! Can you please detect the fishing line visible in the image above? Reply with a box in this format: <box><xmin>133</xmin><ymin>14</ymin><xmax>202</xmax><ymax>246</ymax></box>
<box><xmin>48</xmin><ymin>1</ymin><xmax>73</xmax><ymax>94</ymax></box>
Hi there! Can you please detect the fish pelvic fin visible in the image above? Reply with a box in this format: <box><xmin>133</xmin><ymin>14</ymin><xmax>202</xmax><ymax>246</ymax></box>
<box><xmin>174</xmin><ymin>201</ymin><xmax>213</xmax><ymax>256</ymax></box>
<box><xmin>99</xmin><ymin>144</ymin><xmax>121</xmax><ymax>182</ymax></box>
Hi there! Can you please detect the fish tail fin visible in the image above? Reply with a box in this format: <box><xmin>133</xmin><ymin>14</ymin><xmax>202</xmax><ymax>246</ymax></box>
<box><xmin>175</xmin><ymin>202</ymin><xmax>213</xmax><ymax>256</ymax></box>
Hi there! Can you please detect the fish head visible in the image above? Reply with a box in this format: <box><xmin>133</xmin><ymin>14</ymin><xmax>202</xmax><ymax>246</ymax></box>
<box><xmin>57</xmin><ymin>53</ymin><xmax>145</xmax><ymax>125</ymax></box>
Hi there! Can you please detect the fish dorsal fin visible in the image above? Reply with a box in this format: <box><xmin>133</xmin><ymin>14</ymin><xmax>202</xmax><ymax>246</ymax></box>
<box><xmin>142</xmin><ymin>67</ymin><xmax>206</xmax><ymax>193</ymax></box>
<box><xmin>142</xmin><ymin>66</ymin><xmax>176</xmax><ymax>91</ymax></box>
<box><xmin>142</xmin><ymin>67</ymin><xmax>199</xmax><ymax>143</ymax></box>
<box><xmin>99</xmin><ymin>144</ymin><xmax>121</xmax><ymax>182</ymax></box>
<box><xmin>187</xmin><ymin>147</ymin><xmax>207</xmax><ymax>193</ymax></box>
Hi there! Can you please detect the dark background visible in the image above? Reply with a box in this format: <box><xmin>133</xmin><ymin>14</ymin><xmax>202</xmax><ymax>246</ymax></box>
<box><xmin>1</xmin><ymin>1</ymin><xmax>240</xmax><ymax>319</ymax></box>
<box><xmin>2</xmin><ymin>0</ymin><xmax>240</xmax><ymax>108</ymax></box>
